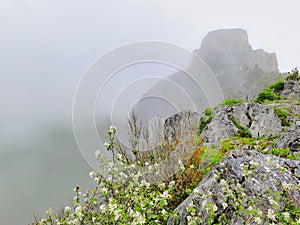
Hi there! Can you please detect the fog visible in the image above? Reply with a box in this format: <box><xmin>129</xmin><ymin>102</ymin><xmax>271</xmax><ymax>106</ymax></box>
<box><xmin>1</xmin><ymin>0</ymin><xmax>300</xmax><ymax>224</ymax></box>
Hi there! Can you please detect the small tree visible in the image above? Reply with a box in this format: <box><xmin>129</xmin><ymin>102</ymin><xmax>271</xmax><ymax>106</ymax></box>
<box><xmin>286</xmin><ymin>67</ymin><xmax>300</xmax><ymax>81</ymax></box>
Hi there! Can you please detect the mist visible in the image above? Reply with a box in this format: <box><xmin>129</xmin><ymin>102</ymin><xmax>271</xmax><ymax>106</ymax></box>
<box><xmin>1</xmin><ymin>1</ymin><xmax>300</xmax><ymax>224</ymax></box>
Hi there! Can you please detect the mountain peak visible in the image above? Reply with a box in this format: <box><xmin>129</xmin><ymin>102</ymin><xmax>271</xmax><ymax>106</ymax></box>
<box><xmin>197</xmin><ymin>28</ymin><xmax>279</xmax><ymax>73</ymax></box>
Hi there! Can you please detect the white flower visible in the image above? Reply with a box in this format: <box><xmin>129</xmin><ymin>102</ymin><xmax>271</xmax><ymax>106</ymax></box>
<box><xmin>212</xmin><ymin>204</ymin><xmax>218</xmax><ymax>212</ymax></box>
<box><xmin>161</xmin><ymin>208</ymin><xmax>167</xmax><ymax>215</ymax></box>
<box><xmin>94</xmin><ymin>149</ymin><xmax>101</xmax><ymax>158</ymax></box>
<box><xmin>220</xmin><ymin>179</ymin><xmax>226</xmax><ymax>186</ymax></box>
<box><xmin>144</xmin><ymin>162</ymin><xmax>149</xmax><ymax>166</ymax></box>
<box><xmin>257</xmin><ymin>209</ymin><xmax>262</xmax><ymax>216</ymax></box>
<box><xmin>101</xmin><ymin>187</ymin><xmax>108</xmax><ymax>194</ymax></box>
<box><xmin>267</xmin><ymin>208</ymin><xmax>276</xmax><ymax>221</ymax></box>
<box><xmin>193</xmin><ymin>187</ymin><xmax>200</xmax><ymax>194</ymax></box>
<box><xmin>141</xmin><ymin>180</ymin><xmax>150</xmax><ymax>187</ymax></box>
<box><xmin>283</xmin><ymin>212</ymin><xmax>290</xmax><ymax>219</ymax></box>
<box><xmin>104</xmin><ymin>142</ymin><xmax>110</xmax><ymax>148</ymax></box>
<box><xmin>168</xmin><ymin>181</ymin><xmax>176</xmax><ymax>188</ymax></box>
<box><xmin>89</xmin><ymin>171</ymin><xmax>96</xmax><ymax>178</ymax></box>
<box><xmin>222</xmin><ymin>202</ymin><xmax>228</xmax><ymax>209</ymax></box>
<box><xmin>268</xmin><ymin>196</ymin><xmax>279</xmax><ymax>206</ymax></box>
<box><xmin>254</xmin><ymin>217</ymin><xmax>262</xmax><ymax>224</ymax></box>
<box><xmin>282</xmin><ymin>181</ymin><xmax>292</xmax><ymax>190</ymax></box>
<box><xmin>159</xmin><ymin>182</ymin><xmax>165</xmax><ymax>188</ymax></box>
<box><xmin>64</xmin><ymin>206</ymin><xmax>71</xmax><ymax>213</ymax></box>
<box><xmin>117</xmin><ymin>153</ymin><xmax>122</xmax><ymax>160</ymax></box>
<box><xmin>250</xmin><ymin>160</ymin><xmax>259</xmax><ymax>167</ymax></box>
<box><xmin>108</xmin><ymin>125</ymin><xmax>117</xmax><ymax>134</ymax></box>
<box><xmin>99</xmin><ymin>204</ymin><xmax>106</xmax><ymax>212</ymax></box>
<box><xmin>188</xmin><ymin>201</ymin><xmax>194</xmax><ymax>209</ymax></box>
<box><xmin>161</xmin><ymin>190</ymin><xmax>169</xmax><ymax>199</ymax></box>
<box><xmin>75</xmin><ymin>206</ymin><xmax>83</xmax><ymax>218</ymax></box>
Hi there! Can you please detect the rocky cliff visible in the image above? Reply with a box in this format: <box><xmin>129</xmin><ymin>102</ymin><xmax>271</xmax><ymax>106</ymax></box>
<box><xmin>197</xmin><ymin>29</ymin><xmax>278</xmax><ymax>73</ymax></box>
<box><xmin>134</xmin><ymin>29</ymin><xmax>282</xmax><ymax>122</ymax></box>
<box><xmin>165</xmin><ymin>80</ymin><xmax>300</xmax><ymax>224</ymax></box>
<box><xmin>167</xmin><ymin>149</ymin><xmax>300</xmax><ymax>225</ymax></box>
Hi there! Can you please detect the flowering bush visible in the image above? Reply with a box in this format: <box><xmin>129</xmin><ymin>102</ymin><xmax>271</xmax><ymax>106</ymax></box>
<box><xmin>32</xmin><ymin>126</ymin><xmax>300</xmax><ymax>225</ymax></box>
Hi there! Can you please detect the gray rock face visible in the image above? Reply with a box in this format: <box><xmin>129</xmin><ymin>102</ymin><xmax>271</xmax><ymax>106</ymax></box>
<box><xmin>200</xmin><ymin>113</ymin><xmax>238</xmax><ymax>145</ymax></box>
<box><xmin>248</xmin><ymin>49</ymin><xmax>278</xmax><ymax>73</ymax></box>
<box><xmin>164</xmin><ymin>110</ymin><xmax>200</xmax><ymax>143</ymax></box>
<box><xmin>200</xmin><ymin>103</ymin><xmax>285</xmax><ymax>145</ymax></box>
<box><xmin>134</xmin><ymin>29</ymin><xmax>281</xmax><ymax>120</ymax></box>
<box><xmin>167</xmin><ymin>150</ymin><xmax>300</xmax><ymax>225</ymax></box>
<box><xmin>198</xmin><ymin>29</ymin><xmax>279</xmax><ymax>73</ymax></box>
<box><xmin>280</xmin><ymin>80</ymin><xmax>300</xmax><ymax>100</ymax></box>
<box><xmin>274</xmin><ymin>129</ymin><xmax>300</xmax><ymax>153</ymax></box>
<box><xmin>248</xmin><ymin>104</ymin><xmax>282</xmax><ymax>138</ymax></box>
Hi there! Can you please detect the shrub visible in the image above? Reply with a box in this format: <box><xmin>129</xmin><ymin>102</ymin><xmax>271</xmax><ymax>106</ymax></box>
<box><xmin>273</xmin><ymin>107</ymin><xmax>291</xmax><ymax>127</ymax></box>
<box><xmin>255</xmin><ymin>88</ymin><xmax>280</xmax><ymax>103</ymax></box>
<box><xmin>219</xmin><ymin>99</ymin><xmax>243</xmax><ymax>106</ymax></box>
<box><xmin>286</xmin><ymin>67</ymin><xmax>300</xmax><ymax>81</ymax></box>
<box><xmin>269</xmin><ymin>80</ymin><xmax>285</xmax><ymax>92</ymax></box>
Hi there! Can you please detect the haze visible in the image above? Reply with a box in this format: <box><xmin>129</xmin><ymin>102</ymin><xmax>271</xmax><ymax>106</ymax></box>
<box><xmin>1</xmin><ymin>0</ymin><xmax>299</xmax><ymax>224</ymax></box>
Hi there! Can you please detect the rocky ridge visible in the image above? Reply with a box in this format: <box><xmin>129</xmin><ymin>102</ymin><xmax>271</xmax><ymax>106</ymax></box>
<box><xmin>165</xmin><ymin>79</ymin><xmax>300</xmax><ymax>224</ymax></box>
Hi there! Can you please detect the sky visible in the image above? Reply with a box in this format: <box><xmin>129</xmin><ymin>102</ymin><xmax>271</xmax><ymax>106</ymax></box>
<box><xmin>0</xmin><ymin>0</ymin><xmax>300</xmax><ymax>224</ymax></box>
<box><xmin>1</xmin><ymin>0</ymin><xmax>300</xmax><ymax>136</ymax></box>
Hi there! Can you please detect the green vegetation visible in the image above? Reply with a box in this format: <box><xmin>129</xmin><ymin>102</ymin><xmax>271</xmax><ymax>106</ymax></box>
<box><xmin>197</xmin><ymin>114</ymin><xmax>214</xmax><ymax>135</ymax></box>
<box><xmin>219</xmin><ymin>98</ymin><xmax>243</xmax><ymax>106</ymax></box>
<box><xmin>286</xmin><ymin>67</ymin><xmax>300</xmax><ymax>82</ymax></box>
<box><xmin>270</xmin><ymin>148</ymin><xmax>290</xmax><ymax>157</ymax></box>
<box><xmin>203</xmin><ymin>107</ymin><xmax>212</xmax><ymax>116</ymax></box>
<box><xmin>255</xmin><ymin>88</ymin><xmax>280</xmax><ymax>103</ymax></box>
<box><xmin>273</xmin><ymin>107</ymin><xmax>291</xmax><ymax>126</ymax></box>
<box><xmin>229</xmin><ymin>115</ymin><xmax>252</xmax><ymax>138</ymax></box>
<box><xmin>269</xmin><ymin>80</ymin><xmax>285</xmax><ymax>92</ymax></box>
<box><xmin>33</xmin><ymin>69</ymin><xmax>300</xmax><ymax>224</ymax></box>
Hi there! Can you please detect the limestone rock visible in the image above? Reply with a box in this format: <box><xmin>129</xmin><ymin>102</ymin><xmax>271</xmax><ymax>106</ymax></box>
<box><xmin>280</xmin><ymin>80</ymin><xmax>300</xmax><ymax>100</ymax></box>
<box><xmin>164</xmin><ymin>110</ymin><xmax>200</xmax><ymax>143</ymax></box>
<box><xmin>200</xmin><ymin>113</ymin><xmax>238</xmax><ymax>145</ymax></box>
<box><xmin>167</xmin><ymin>150</ymin><xmax>300</xmax><ymax>225</ymax></box>
<box><xmin>248</xmin><ymin>104</ymin><xmax>282</xmax><ymax>138</ymax></box>
<box><xmin>274</xmin><ymin>129</ymin><xmax>300</xmax><ymax>153</ymax></box>
<box><xmin>198</xmin><ymin>29</ymin><xmax>279</xmax><ymax>73</ymax></box>
<box><xmin>200</xmin><ymin>103</ymin><xmax>286</xmax><ymax>145</ymax></box>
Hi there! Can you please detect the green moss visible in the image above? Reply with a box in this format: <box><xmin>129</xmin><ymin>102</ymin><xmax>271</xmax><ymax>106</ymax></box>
<box><xmin>270</xmin><ymin>148</ymin><xmax>290</xmax><ymax>158</ymax></box>
<box><xmin>219</xmin><ymin>99</ymin><xmax>244</xmax><ymax>106</ymax></box>
<box><xmin>273</xmin><ymin>107</ymin><xmax>291</xmax><ymax>126</ymax></box>
<box><xmin>198</xmin><ymin>114</ymin><xmax>214</xmax><ymax>135</ymax></box>
<box><xmin>229</xmin><ymin>115</ymin><xmax>252</xmax><ymax>138</ymax></box>
<box><xmin>203</xmin><ymin>107</ymin><xmax>212</xmax><ymax>116</ymax></box>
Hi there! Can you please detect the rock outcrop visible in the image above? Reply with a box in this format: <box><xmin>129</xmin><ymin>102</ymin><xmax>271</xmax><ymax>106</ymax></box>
<box><xmin>200</xmin><ymin>103</ymin><xmax>293</xmax><ymax>145</ymax></box>
<box><xmin>133</xmin><ymin>28</ymin><xmax>281</xmax><ymax>121</ymax></box>
<box><xmin>168</xmin><ymin>150</ymin><xmax>300</xmax><ymax>225</ymax></box>
<box><xmin>197</xmin><ymin>29</ymin><xmax>278</xmax><ymax>73</ymax></box>
<box><xmin>274</xmin><ymin>129</ymin><xmax>300</xmax><ymax>153</ymax></box>
<box><xmin>280</xmin><ymin>80</ymin><xmax>300</xmax><ymax>100</ymax></box>
<box><xmin>164</xmin><ymin>110</ymin><xmax>200</xmax><ymax>143</ymax></box>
